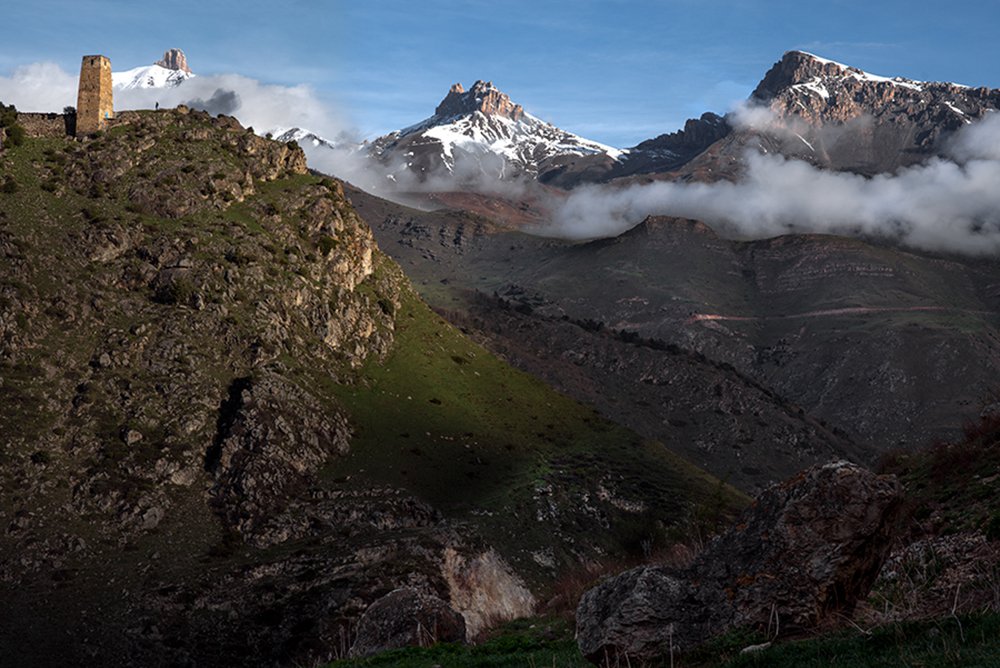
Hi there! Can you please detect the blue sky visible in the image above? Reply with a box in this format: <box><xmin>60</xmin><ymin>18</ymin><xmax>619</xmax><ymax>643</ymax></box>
<box><xmin>2</xmin><ymin>0</ymin><xmax>998</xmax><ymax>147</ymax></box>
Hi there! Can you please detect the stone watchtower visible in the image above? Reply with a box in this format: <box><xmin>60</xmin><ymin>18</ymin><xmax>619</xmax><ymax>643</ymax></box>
<box><xmin>76</xmin><ymin>55</ymin><xmax>114</xmax><ymax>136</ymax></box>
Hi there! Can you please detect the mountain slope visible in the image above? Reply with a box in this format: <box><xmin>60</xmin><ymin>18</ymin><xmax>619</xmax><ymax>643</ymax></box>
<box><xmin>349</xmin><ymin>183</ymin><xmax>1000</xmax><ymax>463</ymax></box>
<box><xmin>346</xmin><ymin>186</ymin><xmax>867</xmax><ymax>492</ymax></box>
<box><xmin>0</xmin><ymin>107</ymin><xmax>742</xmax><ymax>666</ymax></box>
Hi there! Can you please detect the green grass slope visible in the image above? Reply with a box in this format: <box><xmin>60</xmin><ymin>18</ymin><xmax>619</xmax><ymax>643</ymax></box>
<box><xmin>312</xmin><ymin>285</ymin><xmax>744</xmax><ymax>578</ymax></box>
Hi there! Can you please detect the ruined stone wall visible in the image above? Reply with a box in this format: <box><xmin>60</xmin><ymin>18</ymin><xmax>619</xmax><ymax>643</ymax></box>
<box><xmin>76</xmin><ymin>55</ymin><xmax>113</xmax><ymax>136</ymax></box>
<box><xmin>17</xmin><ymin>113</ymin><xmax>73</xmax><ymax>138</ymax></box>
<box><xmin>15</xmin><ymin>110</ymin><xmax>141</xmax><ymax>140</ymax></box>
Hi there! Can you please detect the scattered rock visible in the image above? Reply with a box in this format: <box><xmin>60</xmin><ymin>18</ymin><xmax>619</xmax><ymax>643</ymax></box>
<box><xmin>349</xmin><ymin>587</ymin><xmax>467</xmax><ymax>658</ymax></box>
<box><xmin>576</xmin><ymin>461</ymin><xmax>902</xmax><ymax>664</ymax></box>
<box><xmin>442</xmin><ymin>547</ymin><xmax>536</xmax><ymax>639</ymax></box>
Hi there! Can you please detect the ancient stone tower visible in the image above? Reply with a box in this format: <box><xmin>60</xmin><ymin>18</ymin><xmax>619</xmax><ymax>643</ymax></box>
<box><xmin>76</xmin><ymin>55</ymin><xmax>114</xmax><ymax>136</ymax></box>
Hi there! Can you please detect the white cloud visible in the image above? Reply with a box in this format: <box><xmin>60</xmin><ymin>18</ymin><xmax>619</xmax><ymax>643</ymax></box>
<box><xmin>548</xmin><ymin>111</ymin><xmax>1000</xmax><ymax>255</ymax></box>
<box><xmin>0</xmin><ymin>62</ymin><xmax>78</xmax><ymax>112</ymax></box>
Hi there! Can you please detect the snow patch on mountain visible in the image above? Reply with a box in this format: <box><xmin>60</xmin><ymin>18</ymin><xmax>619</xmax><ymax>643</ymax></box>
<box><xmin>271</xmin><ymin>127</ymin><xmax>341</xmax><ymax>150</ymax></box>
<box><xmin>113</xmin><ymin>64</ymin><xmax>194</xmax><ymax>90</ymax></box>
<box><xmin>794</xmin><ymin>51</ymin><xmax>925</xmax><ymax>91</ymax></box>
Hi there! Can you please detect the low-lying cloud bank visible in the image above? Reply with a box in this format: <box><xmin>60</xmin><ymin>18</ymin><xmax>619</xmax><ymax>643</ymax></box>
<box><xmin>549</xmin><ymin>110</ymin><xmax>1000</xmax><ymax>255</ymax></box>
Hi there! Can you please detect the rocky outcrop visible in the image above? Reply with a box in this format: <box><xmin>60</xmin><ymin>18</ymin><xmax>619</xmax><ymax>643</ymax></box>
<box><xmin>442</xmin><ymin>547</ymin><xmax>536</xmax><ymax>638</ymax></box>
<box><xmin>350</xmin><ymin>587</ymin><xmax>467</xmax><ymax>658</ymax></box>
<box><xmin>62</xmin><ymin>109</ymin><xmax>306</xmax><ymax>218</ymax></box>
<box><xmin>615</xmin><ymin>112</ymin><xmax>732</xmax><ymax>177</ymax></box>
<box><xmin>435</xmin><ymin>81</ymin><xmax>525</xmax><ymax>121</ymax></box>
<box><xmin>576</xmin><ymin>462</ymin><xmax>902</xmax><ymax>664</ymax></box>
<box><xmin>155</xmin><ymin>48</ymin><xmax>191</xmax><ymax>73</ymax></box>
<box><xmin>208</xmin><ymin>372</ymin><xmax>353</xmax><ymax>544</ymax></box>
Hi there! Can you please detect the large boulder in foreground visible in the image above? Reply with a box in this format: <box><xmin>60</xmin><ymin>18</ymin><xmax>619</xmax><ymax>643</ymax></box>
<box><xmin>350</xmin><ymin>587</ymin><xmax>467</xmax><ymax>658</ymax></box>
<box><xmin>576</xmin><ymin>462</ymin><xmax>902</xmax><ymax>664</ymax></box>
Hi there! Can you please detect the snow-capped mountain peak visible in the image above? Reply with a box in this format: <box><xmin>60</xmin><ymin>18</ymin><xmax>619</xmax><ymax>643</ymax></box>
<box><xmin>113</xmin><ymin>48</ymin><xmax>195</xmax><ymax>90</ymax></box>
<box><xmin>367</xmin><ymin>80</ymin><xmax>623</xmax><ymax>184</ymax></box>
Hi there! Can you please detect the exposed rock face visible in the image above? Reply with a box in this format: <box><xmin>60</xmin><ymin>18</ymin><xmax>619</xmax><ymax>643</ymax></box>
<box><xmin>156</xmin><ymin>48</ymin><xmax>191</xmax><ymax>73</ymax></box>
<box><xmin>442</xmin><ymin>547</ymin><xmax>537</xmax><ymax>638</ymax></box>
<box><xmin>350</xmin><ymin>587</ymin><xmax>467</xmax><ymax>658</ymax></box>
<box><xmin>435</xmin><ymin>81</ymin><xmax>524</xmax><ymax>121</ymax></box>
<box><xmin>742</xmin><ymin>50</ymin><xmax>1000</xmax><ymax>174</ymax></box>
<box><xmin>613</xmin><ymin>112</ymin><xmax>732</xmax><ymax>178</ymax></box>
<box><xmin>576</xmin><ymin>462</ymin><xmax>902</xmax><ymax>663</ymax></box>
<box><xmin>208</xmin><ymin>372</ymin><xmax>353</xmax><ymax>544</ymax></box>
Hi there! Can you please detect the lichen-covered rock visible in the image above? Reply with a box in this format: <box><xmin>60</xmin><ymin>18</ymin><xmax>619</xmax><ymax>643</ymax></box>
<box><xmin>350</xmin><ymin>587</ymin><xmax>467</xmax><ymax>658</ymax></box>
<box><xmin>577</xmin><ymin>461</ymin><xmax>902</xmax><ymax>664</ymax></box>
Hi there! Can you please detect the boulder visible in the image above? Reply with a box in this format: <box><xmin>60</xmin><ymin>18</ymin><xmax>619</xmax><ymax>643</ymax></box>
<box><xmin>349</xmin><ymin>587</ymin><xmax>467</xmax><ymax>658</ymax></box>
<box><xmin>576</xmin><ymin>461</ymin><xmax>902</xmax><ymax>664</ymax></box>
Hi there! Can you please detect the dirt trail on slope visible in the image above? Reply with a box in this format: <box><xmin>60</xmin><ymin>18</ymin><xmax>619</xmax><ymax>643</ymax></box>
<box><xmin>686</xmin><ymin>305</ymin><xmax>996</xmax><ymax>326</ymax></box>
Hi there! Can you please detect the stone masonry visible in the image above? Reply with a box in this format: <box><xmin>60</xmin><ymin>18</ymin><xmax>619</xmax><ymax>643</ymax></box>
<box><xmin>76</xmin><ymin>55</ymin><xmax>113</xmax><ymax>135</ymax></box>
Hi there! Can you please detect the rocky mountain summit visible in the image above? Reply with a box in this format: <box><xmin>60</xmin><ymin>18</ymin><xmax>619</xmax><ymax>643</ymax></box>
<box><xmin>434</xmin><ymin>81</ymin><xmax>525</xmax><ymax>120</ymax></box>
<box><xmin>673</xmin><ymin>51</ymin><xmax>1000</xmax><ymax>180</ymax></box>
<box><xmin>155</xmin><ymin>47</ymin><xmax>192</xmax><ymax>73</ymax></box>
<box><xmin>744</xmin><ymin>50</ymin><xmax>1000</xmax><ymax>173</ymax></box>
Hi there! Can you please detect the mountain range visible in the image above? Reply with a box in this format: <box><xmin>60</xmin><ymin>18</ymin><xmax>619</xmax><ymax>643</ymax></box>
<box><xmin>85</xmin><ymin>47</ymin><xmax>1000</xmax><ymax>484</ymax></box>
<box><xmin>124</xmin><ymin>48</ymin><xmax>1000</xmax><ymax>191</ymax></box>
<box><xmin>3</xmin><ymin>46</ymin><xmax>1000</xmax><ymax>667</ymax></box>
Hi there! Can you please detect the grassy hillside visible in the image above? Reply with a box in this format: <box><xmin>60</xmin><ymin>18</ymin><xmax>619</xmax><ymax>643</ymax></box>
<box><xmin>312</xmin><ymin>285</ymin><xmax>744</xmax><ymax>578</ymax></box>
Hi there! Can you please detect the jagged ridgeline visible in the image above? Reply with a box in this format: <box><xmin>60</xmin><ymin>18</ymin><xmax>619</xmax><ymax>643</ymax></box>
<box><xmin>0</xmin><ymin>108</ymin><xmax>742</xmax><ymax>666</ymax></box>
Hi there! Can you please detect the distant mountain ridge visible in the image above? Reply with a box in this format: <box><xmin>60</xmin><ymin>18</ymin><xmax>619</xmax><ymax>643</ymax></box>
<box><xmin>666</xmin><ymin>51</ymin><xmax>1000</xmax><ymax>182</ymax></box>
<box><xmin>109</xmin><ymin>48</ymin><xmax>1000</xmax><ymax>189</ymax></box>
